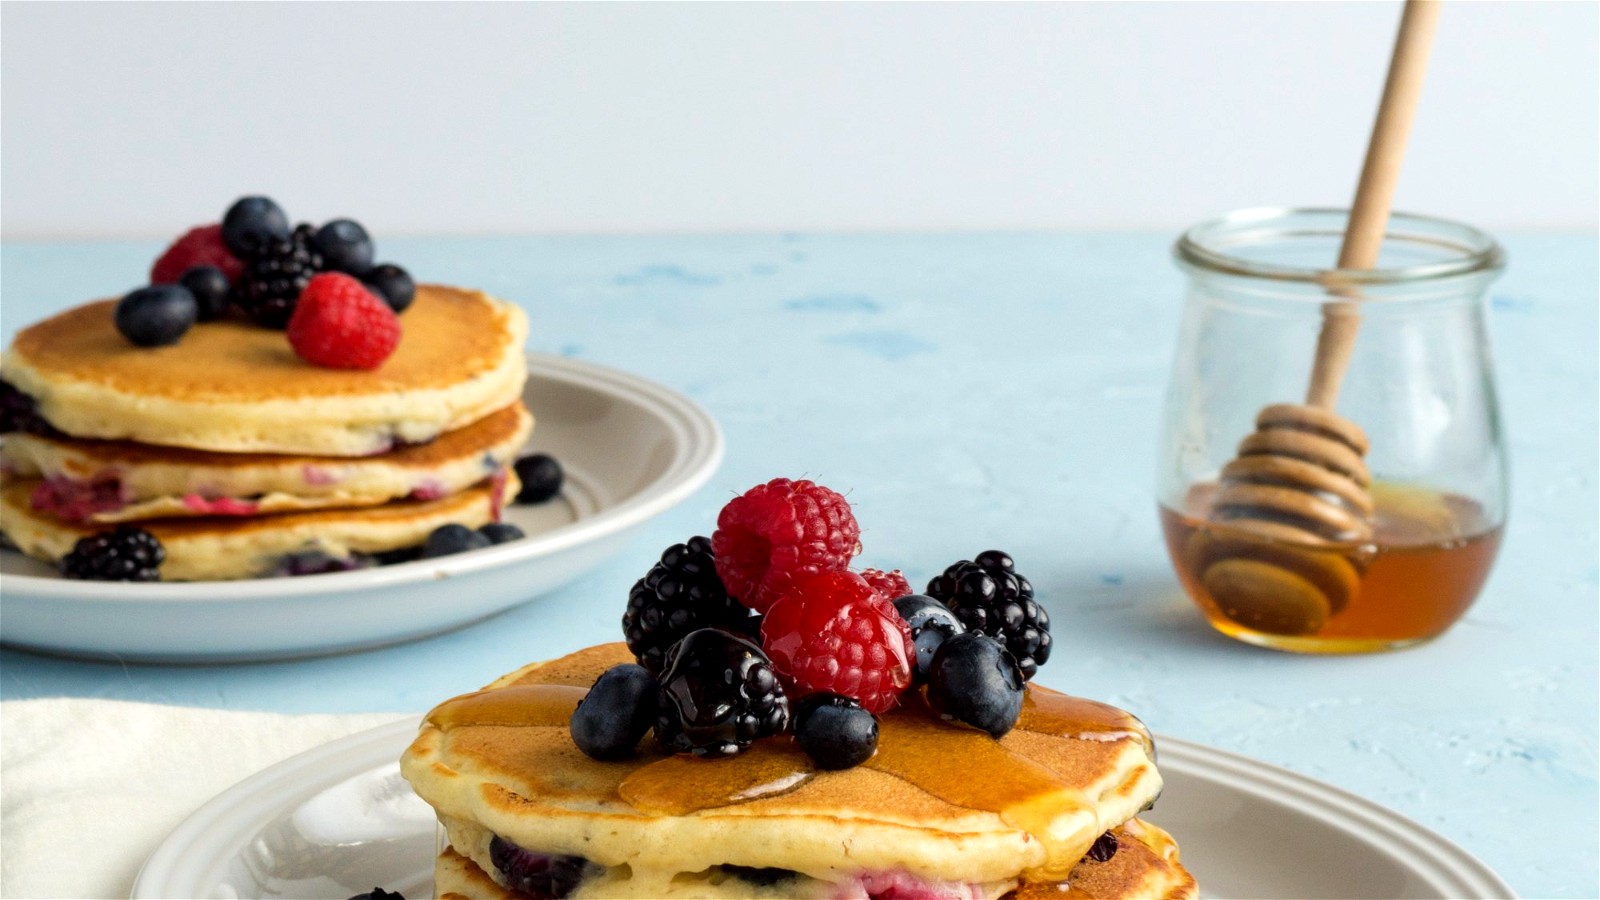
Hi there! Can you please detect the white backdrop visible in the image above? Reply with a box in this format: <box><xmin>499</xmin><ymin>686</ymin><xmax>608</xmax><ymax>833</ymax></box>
<box><xmin>2</xmin><ymin>1</ymin><xmax>1595</xmax><ymax>238</ymax></box>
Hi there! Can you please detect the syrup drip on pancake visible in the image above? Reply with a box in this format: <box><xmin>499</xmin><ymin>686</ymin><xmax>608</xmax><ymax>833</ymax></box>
<box><xmin>427</xmin><ymin>685</ymin><xmax>588</xmax><ymax>729</ymax></box>
<box><xmin>426</xmin><ymin>678</ymin><xmax>1154</xmax><ymax>879</ymax></box>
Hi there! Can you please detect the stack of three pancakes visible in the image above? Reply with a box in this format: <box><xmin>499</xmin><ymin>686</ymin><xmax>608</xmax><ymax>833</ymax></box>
<box><xmin>0</xmin><ymin>286</ymin><xmax>531</xmax><ymax>580</ymax></box>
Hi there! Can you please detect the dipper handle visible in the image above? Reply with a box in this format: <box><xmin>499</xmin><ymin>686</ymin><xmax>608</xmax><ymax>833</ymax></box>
<box><xmin>1305</xmin><ymin>0</ymin><xmax>1442</xmax><ymax>409</ymax></box>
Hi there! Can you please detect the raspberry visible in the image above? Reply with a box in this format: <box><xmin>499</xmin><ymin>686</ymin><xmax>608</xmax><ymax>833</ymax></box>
<box><xmin>760</xmin><ymin>570</ymin><xmax>914</xmax><ymax>714</ymax></box>
<box><xmin>286</xmin><ymin>272</ymin><xmax>401</xmax><ymax>370</ymax></box>
<box><xmin>859</xmin><ymin>568</ymin><xmax>911</xmax><ymax>601</ymax></box>
<box><xmin>151</xmin><ymin>224</ymin><xmax>244</xmax><ymax>286</ymax></box>
<box><xmin>712</xmin><ymin>478</ymin><xmax>859</xmax><ymax>613</ymax></box>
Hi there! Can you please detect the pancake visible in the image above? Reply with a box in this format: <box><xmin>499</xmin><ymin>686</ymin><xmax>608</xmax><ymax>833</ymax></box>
<box><xmin>0</xmin><ymin>285</ymin><xmax>527</xmax><ymax>456</ymax></box>
<box><xmin>432</xmin><ymin>818</ymin><xmax>1195</xmax><ymax>900</ymax></box>
<box><xmin>401</xmin><ymin>644</ymin><xmax>1178</xmax><ymax>900</ymax></box>
<box><xmin>0</xmin><ymin>472</ymin><xmax>514</xmax><ymax>581</ymax></box>
<box><xmin>1</xmin><ymin>403</ymin><xmax>532</xmax><ymax>523</ymax></box>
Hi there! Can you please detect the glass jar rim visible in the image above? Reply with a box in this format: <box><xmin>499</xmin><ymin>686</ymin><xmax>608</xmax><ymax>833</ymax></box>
<box><xmin>1174</xmin><ymin>207</ymin><xmax>1505</xmax><ymax>285</ymax></box>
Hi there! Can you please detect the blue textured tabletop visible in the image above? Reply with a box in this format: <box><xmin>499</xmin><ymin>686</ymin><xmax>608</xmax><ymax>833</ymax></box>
<box><xmin>1</xmin><ymin>233</ymin><xmax>1596</xmax><ymax>897</ymax></box>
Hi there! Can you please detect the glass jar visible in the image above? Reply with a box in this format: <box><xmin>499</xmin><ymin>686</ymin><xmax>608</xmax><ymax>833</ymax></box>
<box><xmin>1157</xmin><ymin>208</ymin><xmax>1507</xmax><ymax>653</ymax></box>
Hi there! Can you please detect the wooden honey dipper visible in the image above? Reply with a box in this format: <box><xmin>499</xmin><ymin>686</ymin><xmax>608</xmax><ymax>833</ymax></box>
<box><xmin>1194</xmin><ymin>0</ymin><xmax>1442</xmax><ymax>636</ymax></box>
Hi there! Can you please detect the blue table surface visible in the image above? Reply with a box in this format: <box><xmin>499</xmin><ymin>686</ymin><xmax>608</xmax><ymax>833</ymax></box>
<box><xmin>1</xmin><ymin>233</ymin><xmax>1595</xmax><ymax>897</ymax></box>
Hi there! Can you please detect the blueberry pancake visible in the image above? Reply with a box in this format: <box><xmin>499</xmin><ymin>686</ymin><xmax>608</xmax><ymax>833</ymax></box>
<box><xmin>1</xmin><ymin>403</ymin><xmax>531</xmax><ymax>523</ymax></box>
<box><xmin>401</xmin><ymin>643</ymin><xmax>1194</xmax><ymax>900</ymax></box>
<box><xmin>0</xmin><ymin>285</ymin><xmax>527</xmax><ymax>456</ymax></box>
<box><xmin>0</xmin><ymin>471</ymin><xmax>516</xmax><ymax>581</ymax></box>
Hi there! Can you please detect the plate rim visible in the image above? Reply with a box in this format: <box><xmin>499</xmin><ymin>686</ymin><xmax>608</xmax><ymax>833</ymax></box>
<box><xmin>133</xmin><ymin>720</ymin><xmax>1518</xmax><ymax>900</ymax></box>
<box><xmin>0</xmin><ymin>352</ymin><xmax>724</xmax><ymax>603</ymax></box>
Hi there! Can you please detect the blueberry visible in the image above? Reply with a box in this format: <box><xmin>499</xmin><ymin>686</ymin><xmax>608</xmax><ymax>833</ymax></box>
<box><xmin>362</xmin><ymin>263</ymin><xmax>416</xmax><ymax>314</ymax></box>
<box><xmin>571</xmin><ymin>663</ymin><xmax>660</xmax><ymax>760</ymax></box>
<box><xmin>479</xmin><ymin>522</ymin><xmax>526</xmax><ymax>545</ymax></box>
<box><xmin>793</xmin><ymin>693</ymin><xmax>878</xmax><ymax>769</ymax></box>
<box><xmin>115</xmin><ymin>285</ymin><xmax>197</xmax><ymax>347</ymax></box>
<box><xmin>927</xmin><ymin>632</ymin><xmax>1024</xmax><ymax>739</ymax></box>
<box><xmin>514</xmin><ymin>454</ymin><xmax>563</xmax><ymax>504</ymax></box>
<box><xmin>373</xmin><ymin>546</ymin><xmax>422</xmax><ymax>566</ymax></box>
<box><xmin>178</xmin><ymin>265</ymin><xmax>232</xmax><ymax>321</ymax></box>
<box><xmin>221</xmin><ymin>196</ymin><xmax>290</xmax><ymax>257</ymax></box>
<box><xmin>312</xmin><ymin>219</ymin><xmax>375</xmax><ymax>275</ymax></box>
<box><xmin>893</xmin><ymin>594</ymin><xmax>966</xmax><ymax>684</ymax></box>
<box><xmin>1086</xmin><ymin>830</ymin><xmax>1119</xmax><ymax>862</ymax></box>
<box><xmin>488</xmin><ymin>836</ymin><xmax>596</xmax><ymax>899</ymax></box>
<box><xmin>420</xmin><ymin>523</ymin><xmax>490</xmax><ymax>559</ymax></box>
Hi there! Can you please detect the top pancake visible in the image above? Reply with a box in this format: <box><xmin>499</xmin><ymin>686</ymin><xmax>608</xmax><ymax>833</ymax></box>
<box><xmin>1</xmin><ymin>285</ymin><xmax>527</xmax><ymax>456</ymax></box>
<box><xmin>401</xmin><ymin>644</ymin><xmax>1165</xmax><ymax>891</ymax></box>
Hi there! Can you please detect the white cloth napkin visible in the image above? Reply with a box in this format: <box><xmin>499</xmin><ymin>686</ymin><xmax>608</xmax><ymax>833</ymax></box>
<box><xmin>1</xmin><ymin>699</ymin><xmax>407</xmax><ymax>900</ymax></box>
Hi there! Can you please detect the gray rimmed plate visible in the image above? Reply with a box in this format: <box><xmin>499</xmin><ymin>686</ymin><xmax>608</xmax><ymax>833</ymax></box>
<box><xmin>0</xmin><ymin>354</ymin><xmax>723</xmax><ymax>663</ymax></box>
<box><xmin>133</xmin><ymin>721</ymin><xmax>1515</xmax><ymax>899</ymax></box>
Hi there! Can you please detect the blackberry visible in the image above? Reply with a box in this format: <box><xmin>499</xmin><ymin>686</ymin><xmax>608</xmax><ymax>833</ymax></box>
<box><xmin>60</xmin><ymin>525</ymin><xmax>164</xmax><ymax>582</ymax></box>
<box><xmin>488</xmin><ymin>836</ymin><xmax>596</xmax><ymax>899</ymax></box>
<box><xmin>926</xmin><ymin>550</ymin><xmax>1051</xmax><ymax>680</ymax></box>
<box><xmin>622</xmin><ymin>536</ymin><xmax>750</xmax><ymax>673</ymax></box>
<box><xmin>232</xmin><ymin>224</ymin><xmax>323</xmax><ymax>328</ymax></box>
<box><xmin>1</xmin><ymin>379</ymin><xmax>54</xmax><ymax>435</ymax></box>
<box><xmin>656</xmin><ymin>628</ymin><xmax>789</xmax><ymax>758</ymax></box>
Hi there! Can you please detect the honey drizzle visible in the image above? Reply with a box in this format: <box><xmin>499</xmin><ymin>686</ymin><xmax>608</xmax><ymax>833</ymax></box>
<box><xmin>426</xmin><ymin>684</ymin><xmax>588</xmax><ymax>730</ymax></box>
<box><xmin>425</xmin><ymin>680</ymin><xmax>1150</xmax><ymax>879</ymax></box>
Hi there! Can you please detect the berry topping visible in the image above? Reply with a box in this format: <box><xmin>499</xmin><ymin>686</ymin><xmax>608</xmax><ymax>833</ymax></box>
<box><xmin>479</xmin><ymin>522</ymin><xmax>526</xmax><ymax>545</ymax></box>
<box><xmin>0</xmin><ymin>379</ymin><xmax>52</xmax><ymax>435</ymax></box>
<box><xmin>488</xmin><ymin>836</ymin><xmax>596</xmax><ymax>899</ymax></box>
<box><xmin>570</xmin><ymin>663</ymin><xmax>660</xmax><ymax>760</ymax></box>
<box><xmin>60</xmin><ymin>525</ymin><xmax>164</xmax><ymax>582</ymax></box>
<box><xmin>1086</xmin><ymin>830</ymin><xmax>1119</xmax><ymax>863</ymax></box>
<box><xmin>514</xmin><ymin>454</ymin><xmax>564</xmax><ymax>504</ymax></box>
<box><xmin>926</xmin><ymin>550</ymin><xmax>1052</xmax><ymax>680</ymax></box>
<box><xmin>178</xmin><ymin>265</ymin><xmax>232</xmax><ymax>321</ymax></box>
<box><xmin>760</xmin><ymin>570</ymin><xmax>915</xmax><ymax>714</ymax></box>
<box><xmin>151</xmin><ymin>224</ymin><xmax>243</xmax><ymax>286</ymax></box>
<box><xmin>655</xmin><ymin>628</ymin><xmax>789</xmax><ymax>757</ymax></box>
<box><xmin>793</xmin><ymin>692</ymin><xmax>879</xmax><ymax>770</ymax></box>
<box><xmin>859</xmin><ymin>567</ymin><xmax>912</xmax><ymax>601</ymax></box>
<box><xmin>114</xmin><ymin>285</ymin><xmax>197</xmax><ymax>347</ymax></box>
<box><xmin>622</xmin><ymin>536</ymin><xmax>751</xmax><ymax>674</ymax></box>
<box><xmin>421</xmin><ymin>523</ymin><xmax>490</xmax><ymax>559</ymax></box>
<box><xmin>346</xmin><ymin>889</ymin><xmax>404</xmax><ymax>900</ymax></box>
<box><xmin>221</xmin><ymin>196</ymin><xmax>291</xmax><ymax>257</ymax></box>
<box><xmin>363</xmin><ymin>263</ymin><xmax>417</xmax><ymax>314</ymax></box>
<box><xmin>926</xmin><ymin>632</ymin><xmax>1024</xmax><ymax>739</ymax></box>
<box><xmin>892</xmin><ymin>594</ymin><xmax>967</xmax><ymax>684</ymax></box>
<box><xmin>286</xmin><ymin>272</ymin><xmax>401</xmax><ymax>369</ymax></box>
<box><xmin>311</xmin><ymin>219</ymin><xmax>375</xmax><ymax>276</ymax></box>
<box><xmin>232</xmin><ymin>224</ymin><xmax>324</xmax><ymax>328</ymax></box>
<box><xmin>712</xmin><ymin>478</ymin><xmax>860</xmax><ymax>613</ymax></box>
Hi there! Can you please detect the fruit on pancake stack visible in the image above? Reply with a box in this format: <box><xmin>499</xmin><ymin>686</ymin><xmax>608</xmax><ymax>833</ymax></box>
<box><xmin>0</xmin><ymin>196</ymin><xmax>563</xmax><ymax>581</ymax></box>
<box><xmin>401</xmin><ymin>478</ymin><xmax>1197</xmax><ymax>900</ymax></box>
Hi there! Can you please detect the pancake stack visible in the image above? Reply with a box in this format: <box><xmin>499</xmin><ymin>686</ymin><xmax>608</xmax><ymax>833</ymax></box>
<box><xmin>402</xmin><ymin>643</ymin><xmax>1198</xmax><ymax>900</ymax></box>
<box><xmin>0</xmin><ymin>285</ymin><xmax>530</xmax><ymax>580</ymax></box>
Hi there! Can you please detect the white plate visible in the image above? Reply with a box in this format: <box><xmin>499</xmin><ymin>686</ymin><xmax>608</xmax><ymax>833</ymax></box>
<box><xmin>134</xmin><ymin>720</ymin><xmax>1515</xmax><ymax>900</ymax></box>
<box><xmin>0</xmin><ymin>354</ymin><xmax>723</xmax><ymax>663</ymax></box>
